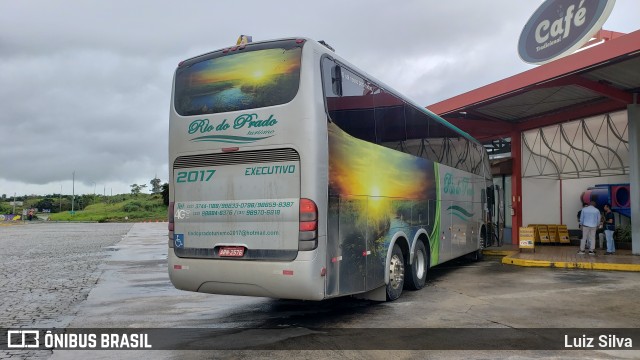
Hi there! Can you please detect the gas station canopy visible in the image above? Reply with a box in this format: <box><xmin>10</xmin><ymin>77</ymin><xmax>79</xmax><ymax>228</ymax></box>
<box><xmin>428</xmin><ymin>30</ymin><xmax>640</xmax><ymax>142</ymax></box>
<box><xmin>427</xmin><ymin>29</ymin><xmax>640</xmax><ymax>249</ymax></box>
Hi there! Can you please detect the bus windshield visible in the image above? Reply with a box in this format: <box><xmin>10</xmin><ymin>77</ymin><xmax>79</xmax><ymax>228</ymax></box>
<box><xmin>174</xmin><ymin>40</ymin><xmax>303</xmax><ymax>116</ymax></box>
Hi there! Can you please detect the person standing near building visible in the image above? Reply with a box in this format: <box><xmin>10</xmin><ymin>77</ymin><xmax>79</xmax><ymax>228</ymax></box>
<box><xmin>603</xmin><ymin>204</ymin><xmax>616</xmax><ymax>255</ymax></box>
<box><xmin>578</xmin><ymin>201</ymin><xmax>601</xmax><ymax>255</ymax></box>
<box><xmin>596</xmin><ymin>212</ymin><xmax>605</xmax><ymax>249</ymax></box>
<box><xmin>577</xmin><ymin>203</ymin><xmax>588</xmax><ymax>228</ymax></box>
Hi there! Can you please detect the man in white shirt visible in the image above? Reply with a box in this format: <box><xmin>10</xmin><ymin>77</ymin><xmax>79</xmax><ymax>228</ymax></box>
<box><xmin>578</xmin><ymin>201</ymin><xmax>601</xmax><ymax>255</ymax></box>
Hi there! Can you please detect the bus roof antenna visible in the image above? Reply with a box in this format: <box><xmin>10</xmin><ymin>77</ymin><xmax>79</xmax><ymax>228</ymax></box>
<box><xmin>237</xmin><ymin>35</ymin><xmax>253</xmax><ymax>45</ymax></box>
<box><xmin>318</xmin><ymin>40</ymin><xmax>335</xmax><ymax>52</ymax></box>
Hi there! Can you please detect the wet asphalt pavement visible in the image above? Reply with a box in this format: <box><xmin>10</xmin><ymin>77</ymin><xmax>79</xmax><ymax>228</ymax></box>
<box><xmin>2</xmin><ymin>223</ymin><xmax>640</xmax><ymax>359</ymax></box>
<box><xmin>0</xmin><ymin>223</ymin><xmax>132</xmax><ymax>359</ymax></box>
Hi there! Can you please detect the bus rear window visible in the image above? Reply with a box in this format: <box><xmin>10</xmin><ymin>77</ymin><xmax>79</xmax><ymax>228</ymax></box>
<box><xmin>174</xmin><ymin>42</ymin><xmax>302</xmax><ymax>116</ymax></box>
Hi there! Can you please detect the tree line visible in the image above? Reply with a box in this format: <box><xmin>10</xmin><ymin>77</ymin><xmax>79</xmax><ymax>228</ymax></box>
<box><xmin>1</xmin><ymin>177</ymin><xmax>169</xmax><ymax>214</ymax></box>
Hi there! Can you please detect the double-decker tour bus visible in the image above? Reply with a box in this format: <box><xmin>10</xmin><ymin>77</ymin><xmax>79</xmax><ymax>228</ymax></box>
<box><xmin>168</xmin><ymin>37</ymin><xmax>494</xmax><ymax>301</ymax></box>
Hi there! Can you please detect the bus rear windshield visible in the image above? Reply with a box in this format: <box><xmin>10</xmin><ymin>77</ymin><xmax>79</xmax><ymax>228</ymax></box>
<box><xmin>174</xmin><ymin>40</ymin><xmax>303</xmax><ymax>116</ymax></box>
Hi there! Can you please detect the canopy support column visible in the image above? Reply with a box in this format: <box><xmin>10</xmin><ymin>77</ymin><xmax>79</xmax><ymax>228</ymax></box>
<box><xmin>628</xmin><ymin>102</ymin><xmax>639</xmax><ymax>254</ymax></box>
<box><xmin>511</xmin><ymin>131</ymin><xmax>523</xmax><ymax>245</ymax></box>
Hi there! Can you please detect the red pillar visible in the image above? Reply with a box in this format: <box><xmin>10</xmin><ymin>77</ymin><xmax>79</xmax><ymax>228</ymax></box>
<box><xmin>559</xmin><ymin>179</ymin><xmax>563</xmax><ymax>225</ymax></box>
<box><xmin>511</xmin><ymin>131</ymin><xmax>523</xmax><ymax>245</ymax></box>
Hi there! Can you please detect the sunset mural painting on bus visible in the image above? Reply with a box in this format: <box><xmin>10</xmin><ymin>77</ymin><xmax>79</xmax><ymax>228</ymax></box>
<box><xmin>175</xmin><ymin>47</ymin><xmax>302</xmax><ymax>115</ymax></box>
<box><xmin>327</xmin><ymin>122</ymin><xmax>441</xmax><ymax>267</ymax></box>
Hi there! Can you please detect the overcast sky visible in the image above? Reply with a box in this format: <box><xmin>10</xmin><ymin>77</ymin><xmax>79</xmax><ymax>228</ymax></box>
<box><xmin>1</xmin><ymin>0</ymin><xmax>638</xmax><ymax>197</ymax></box>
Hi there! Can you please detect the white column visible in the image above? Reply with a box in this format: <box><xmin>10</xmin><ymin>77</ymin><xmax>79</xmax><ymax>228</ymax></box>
<box><xmin>628</xmin><ymin>103</ymin><xmax>640</xmax><ymax>255</ymax></box>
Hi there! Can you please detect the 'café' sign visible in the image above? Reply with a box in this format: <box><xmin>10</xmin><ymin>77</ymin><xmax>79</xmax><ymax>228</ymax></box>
<box><xmin>518</xmin><ymin>0</ymin><xmax>616</xmax><ymax>65</ymax></box>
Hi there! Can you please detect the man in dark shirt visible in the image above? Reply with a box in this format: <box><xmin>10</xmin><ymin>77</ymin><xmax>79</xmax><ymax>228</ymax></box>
<box><xmin>603</xmin><ymin>203</ymin><xmax>616</xmax><ymax>255</ymax></box>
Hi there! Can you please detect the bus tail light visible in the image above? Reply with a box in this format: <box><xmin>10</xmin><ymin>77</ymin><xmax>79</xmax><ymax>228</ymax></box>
<box><xmin>299</xmin><ymin>198</ymin><xmax>317</xmax><ymax>251</ymax></box>
<box><xmin>168</xmin><ymin>202</ymin><xmax>175</xmax><ymax>247</ymax></box>
<box><xmin>300</xmin><ymin>221</ymin><xmax>316</xmax><ymax>231</ymax></box>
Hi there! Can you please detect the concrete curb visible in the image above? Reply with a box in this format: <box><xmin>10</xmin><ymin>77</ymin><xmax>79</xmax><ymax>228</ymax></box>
<box><xmin>501</xmin><ymin>253</ymin><xmax>640</xmax><ymax>272</ymax></box>
<box><xmin>482</xmin><ymin>248</ymin><xmax>640</xmax><ymax>272</ymax></box>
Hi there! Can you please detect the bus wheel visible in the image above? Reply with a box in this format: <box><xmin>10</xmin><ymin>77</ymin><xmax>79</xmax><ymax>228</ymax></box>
<box><xmin>386</xmin><ymin>243</ymin><xmax>405</xmax><ymax>301</ymax></box>
<box><xmin>468</xmin><ymin>248</ymin><xmax>484</xmax><ymax>262</ymax></box>
<box><xmin>474</xmin><ymin>230</ymin><xmax>486</xmax><ymax>261</ymax></box>
<box><xmin>406</xmin><ymin>240</ymin><xmax>428</xmax><ymax>290</ymax></box>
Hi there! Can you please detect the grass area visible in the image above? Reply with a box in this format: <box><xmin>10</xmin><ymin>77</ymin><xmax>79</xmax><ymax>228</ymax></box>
<box><xmin>48</xmin><ymin>195</ymin><xmax>167</xmax><ymax>222</ymax></box>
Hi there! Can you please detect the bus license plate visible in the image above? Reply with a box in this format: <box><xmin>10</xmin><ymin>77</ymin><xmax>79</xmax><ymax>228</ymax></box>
<box><xmin>219</xmin><ymin>246</ymin><xmax>245</xmax><ymax>257</ymax></box>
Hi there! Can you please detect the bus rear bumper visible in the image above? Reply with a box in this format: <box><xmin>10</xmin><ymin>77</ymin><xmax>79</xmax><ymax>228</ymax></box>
<box><xmin>168</xmin><ymin>248</ymin><xmax>326</xmax><ymax>301</ymax></box>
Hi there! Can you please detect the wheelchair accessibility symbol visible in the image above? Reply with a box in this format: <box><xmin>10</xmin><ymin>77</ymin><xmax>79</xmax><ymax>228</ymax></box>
<box><xmin>174</xmin><ymin>234</ymin><xmax>184</xmax><ymax>249</ymax></box>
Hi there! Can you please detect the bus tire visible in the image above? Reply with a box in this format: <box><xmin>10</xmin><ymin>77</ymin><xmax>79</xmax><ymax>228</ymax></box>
<box><xmin>386</xmin><ymin>243</ymin><xmax>405</xmax><ymax>301</ymax></box>
<box><xmin>406</xmin><ymin>240</ymin><xmax>428</xmax><ymax>290</ymax></box>
<box><xmin>474</xmin><ymin>229</ymin><xmax>486</xmax><ymax>261</ymax></box>
<box><xmin>468</xmin><ymin>248</ymin><xmax>484</xmax><ymax>262</ymax></box>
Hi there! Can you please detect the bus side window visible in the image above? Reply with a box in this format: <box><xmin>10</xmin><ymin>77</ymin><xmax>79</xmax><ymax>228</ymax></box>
<box><xmin>427</xmin><ymin>121</ymin><xmax>457</xmax><ymax>166</ymax></box>
<box><xmin>331</xmin><ymin>65</ymin><xmax>343</xmax><ymax>96</ymax></box>
<box><xmin>473</xmin><ymin>143</ymin><xmax>484</xmax><ymax>176</ymax></box>
<box><xmin>375</xmin><ymin>90</ymin><xmax>406</xmax><ymax>147</ymax></box>
<box><xmin>323</xmin><ymin>60</ymin><xmax>376</xmax><ymax>143</ymax></box>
